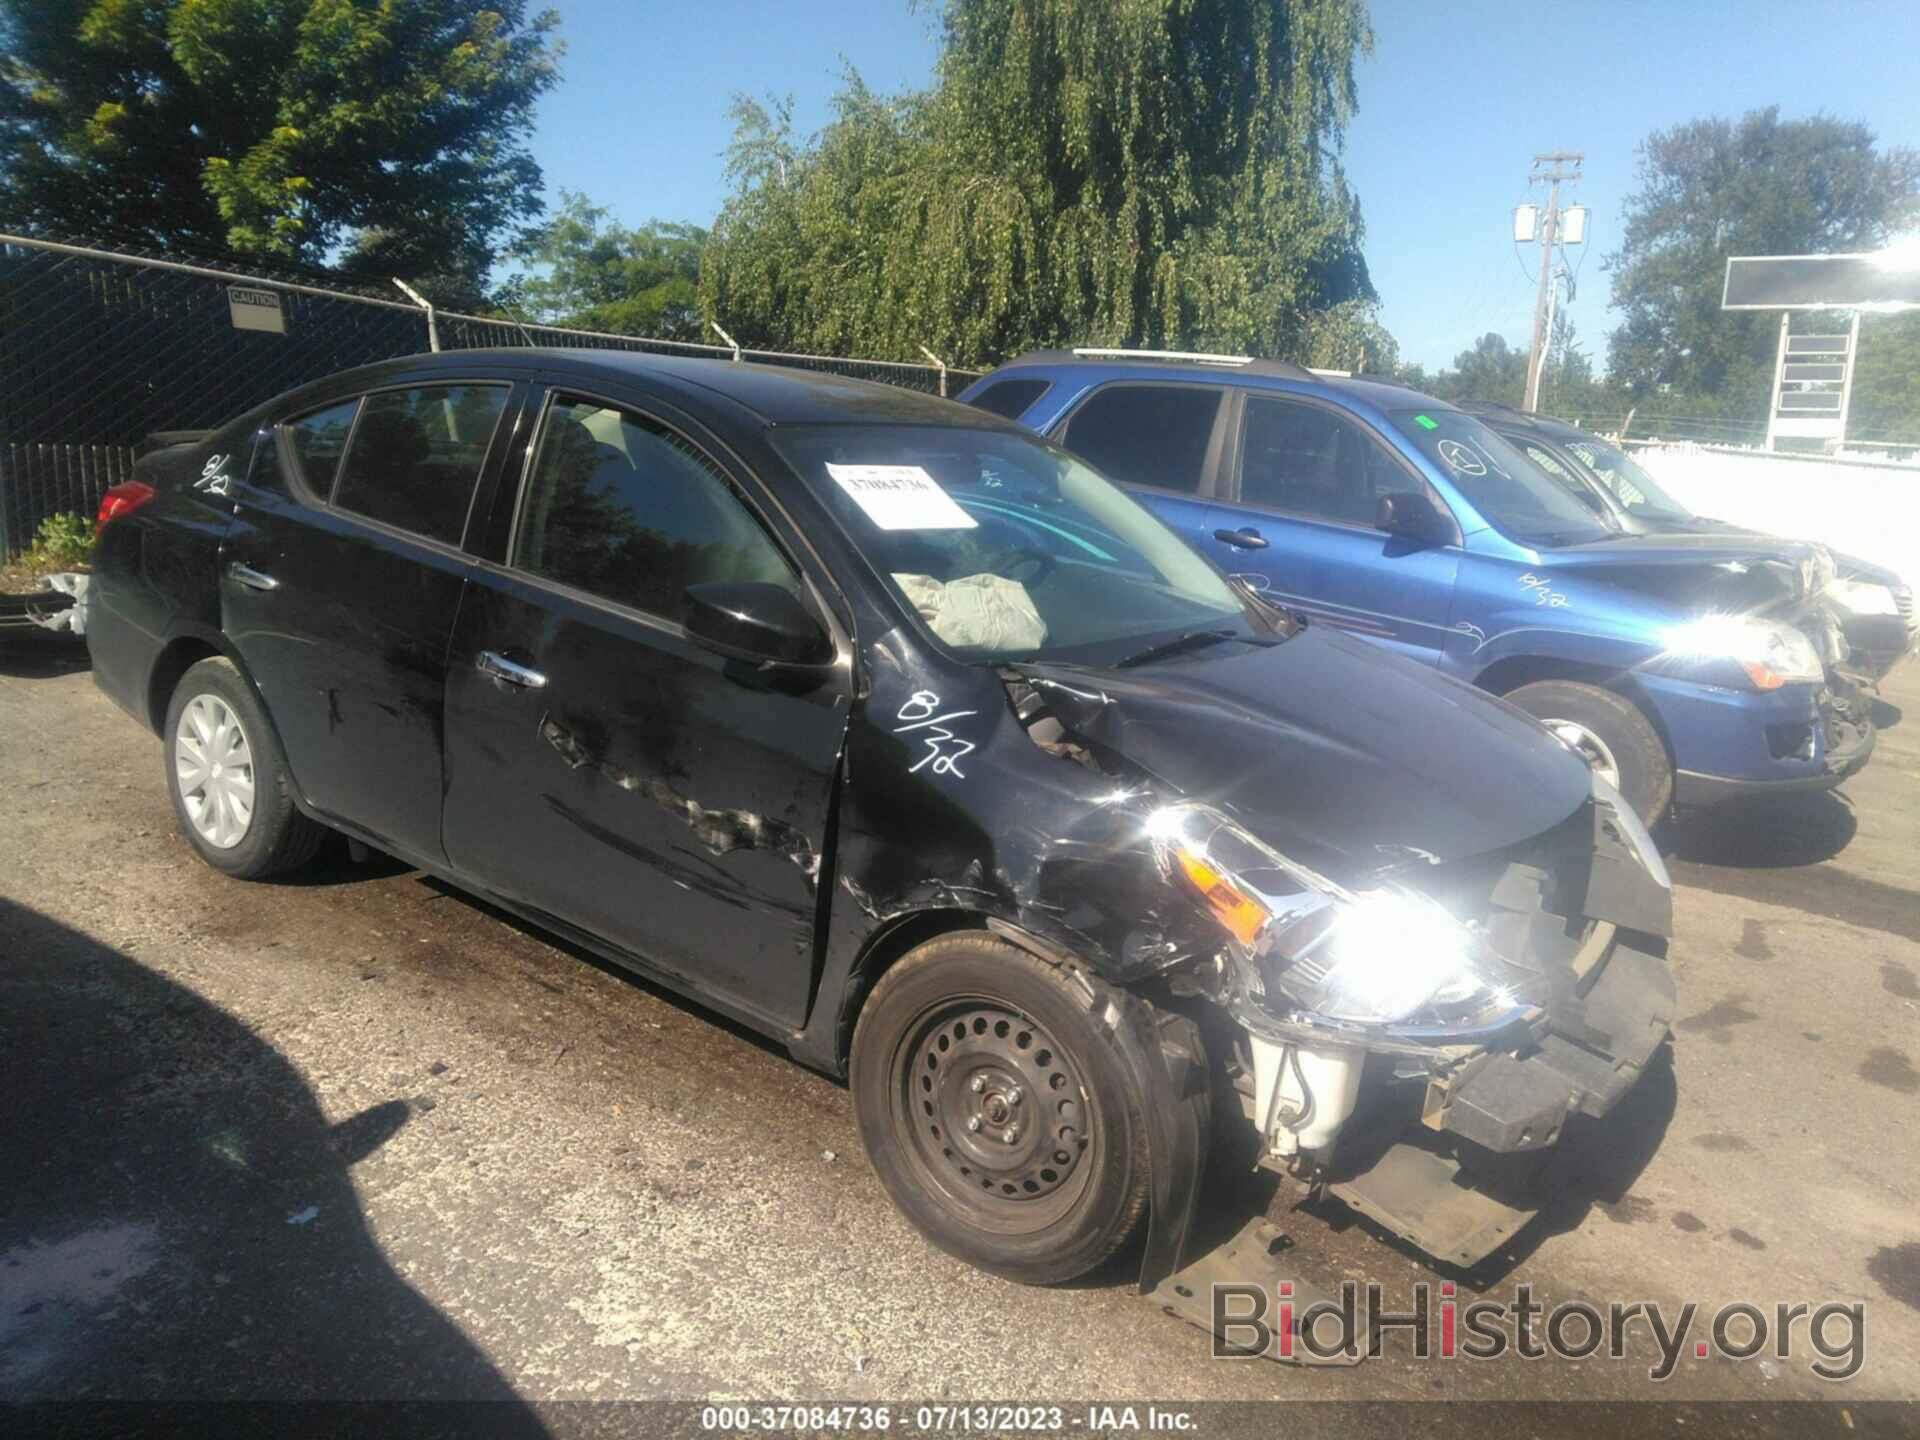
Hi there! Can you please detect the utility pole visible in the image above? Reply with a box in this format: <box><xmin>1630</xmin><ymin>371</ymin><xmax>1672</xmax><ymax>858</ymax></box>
<box><xmin>1521</xmin><ymin>151</ymin><xmax>1583</xmax><ymax>412</ymax></box>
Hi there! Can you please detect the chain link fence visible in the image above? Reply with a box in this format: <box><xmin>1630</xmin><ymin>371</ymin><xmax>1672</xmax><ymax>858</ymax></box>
<box><xmin>0</xmin><ymin>233</ymin><xmax>977</xmax><ymax>558</ymax></box>
<box><xmin>1577</xmin><ymin>413</ymin><xmax>1769</xmax><ymax>447</ymax></box>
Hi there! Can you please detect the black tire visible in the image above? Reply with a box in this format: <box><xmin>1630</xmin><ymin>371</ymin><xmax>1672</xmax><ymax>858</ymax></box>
<box><xmin>850</xmin><ymin>933</ymin><xmax>1152</xmax><ymax>1285</ymax></box>
<box><xmin>1505</xmin><ymin>679</ymin><xmax>1673</xmax><ymax>825</ymax></box>
<box><xmin>163</xmin><ymin>656</ymin><xmax>326</xmax><ymax>879</ymax></box>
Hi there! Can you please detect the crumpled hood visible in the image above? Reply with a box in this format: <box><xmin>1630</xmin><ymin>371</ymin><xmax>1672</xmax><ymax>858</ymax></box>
<box><xmin>1537</xmin><ymin>533</ymin><xmax>1829</xmax><ymax>620</ymax></box>
<box><xmin>1544</xmin><ymin>531</ymin><xmax>1820</xmax><ymax>579</ymax></box>
<box><xmin>1015</xmin><ymin>624</ymin><xmax>1592</xmax><ymax>885</ymax></box>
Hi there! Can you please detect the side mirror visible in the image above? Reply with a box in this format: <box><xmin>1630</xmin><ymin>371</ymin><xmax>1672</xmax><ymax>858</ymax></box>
<box><xmin>684</xmin><ymin>581</ymin><xmax>833</xmax><ymax>666</ymax></box>
<box><xmin>1375</xmin><ymin>491</ymin><xmax>1453</xmax><ymax>546</ymax></box>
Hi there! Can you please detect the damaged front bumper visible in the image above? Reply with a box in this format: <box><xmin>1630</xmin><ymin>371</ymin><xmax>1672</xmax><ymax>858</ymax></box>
<box><xmin>1320</xmin><ymin>931</ymin><xmax>1673</xmax><ymax>1269</ymax></box>
<box><xmin>1216</xmin><ymin>782</ymin><xmax>1676</xmax><ymax>1269</ymax></box>
<box><xmin>1672</xmin><ymin>680</ymin><xmax>1876</xmax><ymax>807</ymax></box>
<box><xmin>1420</xmin><ymin>932</ymin><xmax>1673</xmax><ymax>1155</ymax></box>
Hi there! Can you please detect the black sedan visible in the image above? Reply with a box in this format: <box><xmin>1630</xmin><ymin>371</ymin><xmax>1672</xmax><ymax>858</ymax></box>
<box><xmin>87</xmin><ymin>350</ymin><xmax>1674</xmax><ymax>1299</ymax></box>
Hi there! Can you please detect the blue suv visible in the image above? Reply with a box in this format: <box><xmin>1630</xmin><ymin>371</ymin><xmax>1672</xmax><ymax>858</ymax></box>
<box><xmin>960</xmin><ymin>350</ymin><xmax>1874</xmax><ymax>823</ymax></box>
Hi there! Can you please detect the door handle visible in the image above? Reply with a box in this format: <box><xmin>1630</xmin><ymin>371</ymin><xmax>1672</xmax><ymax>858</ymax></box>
<box><xmin>227</xmin><ymin>562</ymin><xmax>280</xmax><ymax>591</ymax></box>
<box><xmin>1213</xmin><ymin>527</ymin><xmax>1270</xmax><ymax>550</ymax></box>
<box><xmin>476</xmin><ymin>650</ymin><xmax>547</xmax><ymax>689</ymax></box>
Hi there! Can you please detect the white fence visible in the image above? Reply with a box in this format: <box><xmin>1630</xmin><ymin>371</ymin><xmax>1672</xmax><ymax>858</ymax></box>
<box><xmin>1630</xmin><ymin>442</ymin><xmax>1920</xmax><ymax>583</ymax></box>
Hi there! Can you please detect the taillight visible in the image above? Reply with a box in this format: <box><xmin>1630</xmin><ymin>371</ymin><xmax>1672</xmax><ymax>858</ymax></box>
<box><xmin>98</xmin><ymin>480</ymin><xmax>156</xmax><ymax>528</ymax></box>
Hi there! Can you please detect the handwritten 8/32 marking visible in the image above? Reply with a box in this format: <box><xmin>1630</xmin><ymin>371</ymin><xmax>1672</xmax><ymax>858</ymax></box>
<box><xmin>1517</xmin><ymin>572</ymin><xmax>1570</xmax><ymax>608</ymax></box>
<box><xmin>894</xmin><ymin>690</ymin><xmax>977</xmax><ymax>778</ymax></box>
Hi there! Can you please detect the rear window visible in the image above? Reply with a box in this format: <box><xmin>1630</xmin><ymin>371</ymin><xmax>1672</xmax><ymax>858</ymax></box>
<box><xmin>332</xmin><ymin>385</ymin><xmax>509</xmax><ymax>546</ymax></box>
<box><xmin>966</xmin><ymin>377</ymin><xmax>1051</xmax><ymax>421</ymax></box>
<box><xmin>1059</xmin><ymin>384</ymin><xmax>1222</xmax><ymax>494</ymax></box>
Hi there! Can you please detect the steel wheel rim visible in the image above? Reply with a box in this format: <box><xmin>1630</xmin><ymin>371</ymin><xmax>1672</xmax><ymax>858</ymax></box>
<box><xmin>893</xmin><ymin>997</ymin><xmax>1096</xmax><ymax>1233</ymax></box>
<box><xmin>174</xmin><ymin>693</ymin><xmax>256</xmax><ymax>850</ymax></box>
<box><xmin>1543</xmin><ymin>717</ymin><xmax>1621</xmax><ymax>790</ymax></box>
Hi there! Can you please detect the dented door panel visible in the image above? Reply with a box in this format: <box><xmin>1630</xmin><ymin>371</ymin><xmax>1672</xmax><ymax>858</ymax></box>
<box><xmin>441</xmin><ymin>572</ymin><xmax>849</xmax><ymax>1031</ymax></box>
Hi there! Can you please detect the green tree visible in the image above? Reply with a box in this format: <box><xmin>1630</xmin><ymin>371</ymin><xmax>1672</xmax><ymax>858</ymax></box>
<box><xmin>1850</xmin><ymin>312</ymin><xmax>1920</xmax><ymax>444</ymax></box>
<box><xmin>0</xmin><ymin>0</ymin><xmax>561</xmax><ymax>300</ymax></box>
<box><xmin>511</xmin><ymin>192</ymin><xmax>707</xmax><ymax>339</ymax></box>
<box><xmin>1397</xmin><ymin>319</ymin><xmax>1618</xmax><ymax>420</ymax></box>
<box><xmin>1416</xmin><ymin>332</ymin><xmax>1528</xmax><ymax>406</ymax></box>
<box><xmin>701</xmin><ymin>0</ymin><xmax>1382</xmax><ymax>368</ymax></box>
<box><xmin>1604</xmin><ymin>108</ymin><xmax>1920</xmax><ymax>416</ymax></box>
<box><xmin>1538</xmin><ymin>313</ymin><xmax>1616</xmax><ymax>419</ymax></box>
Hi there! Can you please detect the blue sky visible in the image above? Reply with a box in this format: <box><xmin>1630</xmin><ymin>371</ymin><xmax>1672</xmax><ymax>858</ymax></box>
<box><xmin>528</xmin><ymin>0</ymin><xmax>1920</xmax><ymax>371</ymax></box>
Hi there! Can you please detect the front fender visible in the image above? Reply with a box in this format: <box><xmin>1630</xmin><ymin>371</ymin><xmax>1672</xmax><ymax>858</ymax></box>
<box><xmin>1457</xmin><ymin>617</ymin><xmax>1660</xmax><ymax>686</ymax></box>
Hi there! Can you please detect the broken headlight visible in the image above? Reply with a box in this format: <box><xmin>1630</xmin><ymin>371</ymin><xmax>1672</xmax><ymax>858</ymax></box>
<box><xmin>1147</xmin><ymin>804</ymin><xmax>1530</xmax><ymax>1029</ymax></box>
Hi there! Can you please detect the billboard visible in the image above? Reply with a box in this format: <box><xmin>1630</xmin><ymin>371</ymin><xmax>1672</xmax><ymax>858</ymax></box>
<box><xmin>1723</xmin><ymin>252</ymin><xmax>1920</xmax><ymax>310</ymax></box>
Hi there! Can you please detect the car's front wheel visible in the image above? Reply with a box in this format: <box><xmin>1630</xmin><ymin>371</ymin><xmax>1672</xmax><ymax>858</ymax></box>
<box><xmin>1505</xmin><ymin>678</ymin><xmax>1673</xmax><ymax>825</ymax></box>
<box><xmin>164</xmin><ymin>656</ymin><xmax>326</xmax><ymax>879</ymax></box>
<box><xmin>850</xmin><ymin>933</ymin><xmax>1152</xmax><ymax>1285</ymax></box>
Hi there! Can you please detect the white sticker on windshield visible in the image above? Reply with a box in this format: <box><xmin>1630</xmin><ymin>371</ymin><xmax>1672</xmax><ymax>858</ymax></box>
<box><xmin>826</xmin><ymin>463</ymin><xmax>977</xmax><ymax>530</ymax></box>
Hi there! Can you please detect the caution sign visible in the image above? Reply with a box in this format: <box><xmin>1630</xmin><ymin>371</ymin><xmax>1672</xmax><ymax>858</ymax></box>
<box><xmin>227</xmin><ymin>286</ymin><xmax>287</xmax><ymax>334</ymax></box>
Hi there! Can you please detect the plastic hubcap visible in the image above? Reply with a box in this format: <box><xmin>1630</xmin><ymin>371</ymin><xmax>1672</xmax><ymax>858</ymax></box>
<box><xmin>174</xmin><ymin>693</ymin><xmax>256</xmax><ymax>850</ymax></box>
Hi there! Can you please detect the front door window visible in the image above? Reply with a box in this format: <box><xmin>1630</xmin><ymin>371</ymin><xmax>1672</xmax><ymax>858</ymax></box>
<box><xmin>513</xmin><ymin>396</ymin><xmax>801</xmax><ymax>621</ymax></box>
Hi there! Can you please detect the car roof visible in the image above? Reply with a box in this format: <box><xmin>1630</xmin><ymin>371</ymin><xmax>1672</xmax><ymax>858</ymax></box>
<box><xmin>1456</xmin><ymin>400</ymin><xmax>1592</xmax><ymax>442</ymax></box>
<box><xmin>294</xmin><ymin>347</ymin><xmax>1011</xmax><ymax>430</ymax></box>
<box><xmin>984</xmin><ymin>350</ymin><xmax>1457</xmax><ymax>415</ymax></box>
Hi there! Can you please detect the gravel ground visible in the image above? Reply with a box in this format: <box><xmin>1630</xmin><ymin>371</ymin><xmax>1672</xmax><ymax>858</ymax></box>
<box><xmin>2</xmin><ymin>639</ymin><xmax>1917</xmax><ymax>1423</ymax></box>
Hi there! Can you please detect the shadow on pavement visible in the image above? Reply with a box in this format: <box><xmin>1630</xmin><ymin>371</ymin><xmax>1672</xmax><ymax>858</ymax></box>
<box><xmin>1661</xmin><ymin>790</ymin><xmax>1858</xmax><ymax>870</ymax></box>
<box><xmin>1287</xmin><ymin>1044</ymin><xmax>1679</xmax><ymax>1292</ymax></box>
<box><xmin>0</xmin><ymin>634</ymin><xmax>90</xmax><ymax>678</ymax></box>
<box><xmin>410</xmin><ymin>872</ymin><xmax>797</xmax><ymax>1067</ymax></box>
<box><xmin>0</xmin><ymin>898</ymin><xmax>544</xmax><ymax>1423</ymax></box>
<box><xmin>1662</xmin><ymin>790</ymin><xmax>1920</xmax><ymax>946</ymax></box>
<box><xmin>267</xmin><ymin>831</ymin><xmax>418</xmax><ymax>888</ymax></box>
<box><xmin>1495</xmin><ymin>1041</ymin><xmax>1680</xmax><ymax>1273</ymax></box>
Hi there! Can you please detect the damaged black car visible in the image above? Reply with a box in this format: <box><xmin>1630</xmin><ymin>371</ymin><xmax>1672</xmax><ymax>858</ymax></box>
<box><xmin>86</xmin><ymin>350</ymin><xmax>1675</xmax><ymax>1297</ymax></box>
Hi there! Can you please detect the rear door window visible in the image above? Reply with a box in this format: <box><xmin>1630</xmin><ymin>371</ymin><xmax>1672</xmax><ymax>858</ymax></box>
<box><xmin>278</xmin><ymin>399</ymin><xmax>362</xmax><ymax>496</ymax></box>
<box><xmin>331</xmin><ymin>385</ymin><xmax>509</xmax><ymax>546</ymax></box>
<box><xmin>1058</xmin><ymin>384</ymin><xmax>1222</xmax><ymax>493</ymax></box>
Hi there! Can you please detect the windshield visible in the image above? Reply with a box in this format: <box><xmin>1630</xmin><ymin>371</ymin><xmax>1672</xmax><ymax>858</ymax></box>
<box><xmin>1558</xmin><ymin>436</ymin><xmax>1693</xmax><ymax>522</ymax></box>
<box><xmin>773</xmin><ymin>424</ymin><xmax>1266</xmax><ymax>663</ymax></box>
<box><xmin>1386</xmin><ymin>409</ymin><xmax>1613</xmax><ymax>546</ymax></box>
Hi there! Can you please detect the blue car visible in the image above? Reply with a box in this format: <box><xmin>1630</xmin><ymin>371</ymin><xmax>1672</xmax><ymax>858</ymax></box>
<box><xmin>960</xmin><ymin>350</ymin><xmax>1874</xmax><ymax>823</ymax></box>
<box><xmin>1459</xmin><ymin>400</ymin><xmax>1917</xmax><ymax>684</ymax></box>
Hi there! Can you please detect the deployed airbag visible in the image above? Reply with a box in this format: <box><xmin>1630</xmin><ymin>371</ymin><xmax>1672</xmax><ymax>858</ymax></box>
<box><xmin>894</xmin><ymin>572</ymin><xmax>1046</xmax><ymax>651</ymax></box>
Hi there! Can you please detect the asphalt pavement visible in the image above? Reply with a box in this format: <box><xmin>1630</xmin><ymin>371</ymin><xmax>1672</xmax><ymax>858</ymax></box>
<box><xmin>2</xmin><ymin>638</ymin><xmax>1916</xmax><ymax>1423</ymax></box>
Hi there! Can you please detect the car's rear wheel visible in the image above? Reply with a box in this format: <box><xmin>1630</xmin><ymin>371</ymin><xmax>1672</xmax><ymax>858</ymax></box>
<box><xmin>850</xmin><ymin>933</ymin><xmax>1152</xmax><ymax>1285</ymax></box>
<box><xmin>164</xmin><ymin>657</ymin><xmax>325</xmax><ymax>879</ymax></box>
<box><xmin>1505</xmin><ymin>678</ymin><xmax>1672</xmax><ymax>825</ymax></box>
